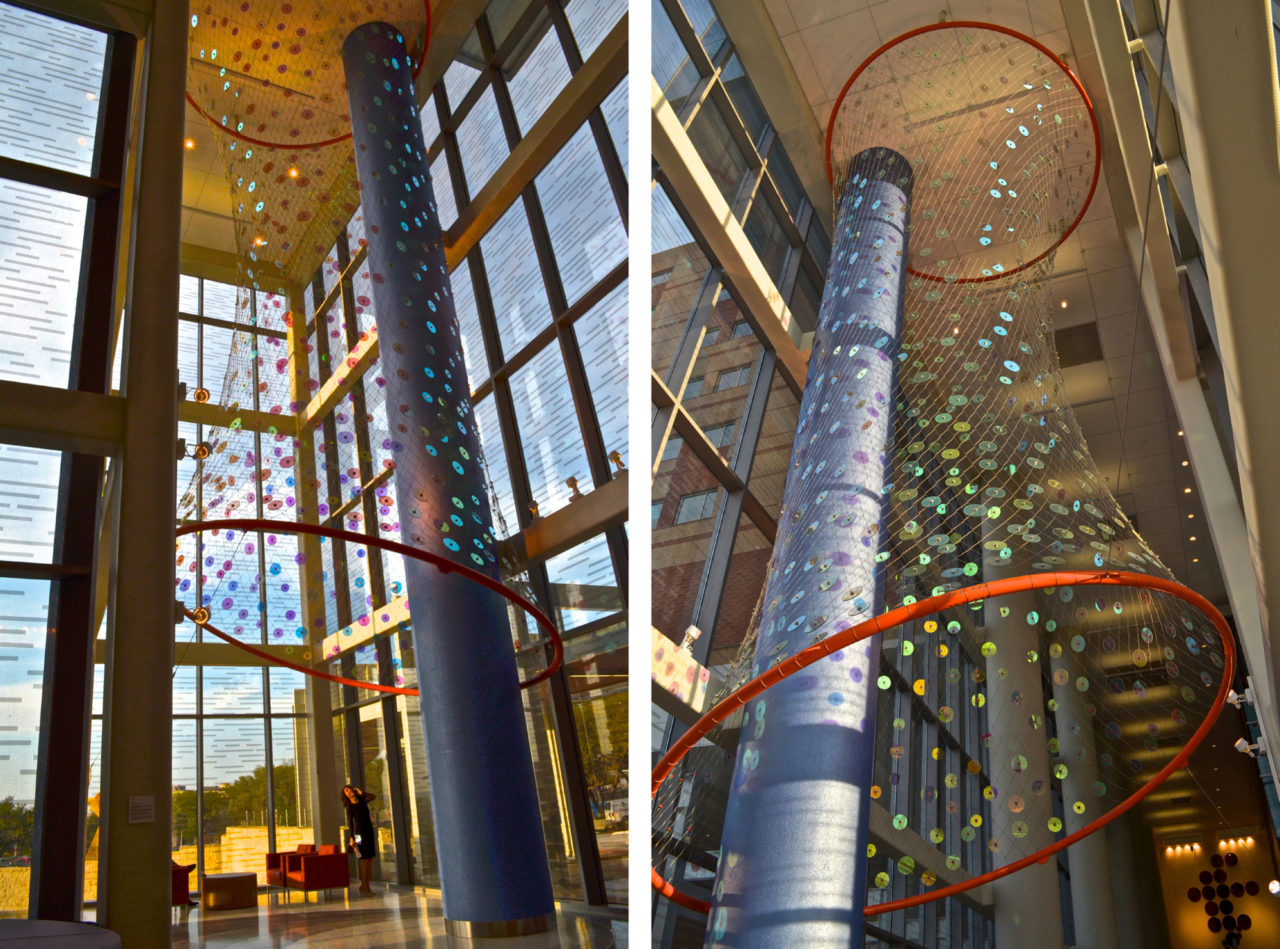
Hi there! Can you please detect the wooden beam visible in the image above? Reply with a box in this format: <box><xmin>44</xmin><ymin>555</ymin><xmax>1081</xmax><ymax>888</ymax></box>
<box><xmin>445</xmin><ymin>15</ymin><xmax>628</xmax><ymax>268</ymax></box>
<box><xmin>298</xmin><ymin>326</ymin><xmax>380</xmax><ymax>432</ymax></box>
<box><xmin>501</xmin><ymin>469</ymin><xmax>629</xmax><ymax>566</ymax></box>
<box><xmin>179</xmin><ymin>398</ymin><xmax>296</xmax><ymax>437</ymax></box>
<box><xmin>95</xmin><ymin>638</ymin><xmax>308</xmax><ymax>668</ymax></box>
<box><xmin>0</xmin><ymin>381</ymin><xmax>124</xmax><ymax>454</ymax></box>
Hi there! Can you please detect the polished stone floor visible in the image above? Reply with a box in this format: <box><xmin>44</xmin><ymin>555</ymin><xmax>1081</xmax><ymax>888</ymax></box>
<box><xmin>167</xmin><ymin>888</ymin><xmax>627</xmax><ymax>948</ymax></box>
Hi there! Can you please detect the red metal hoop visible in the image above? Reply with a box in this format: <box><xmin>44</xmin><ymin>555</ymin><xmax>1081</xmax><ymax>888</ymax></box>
<box><xmin>823</xmin><ymin>21</ymin><xmax>1102</xmax><ymax>284</ymax></box>
<box><xmin>176</xmin><ymin>517</ymin><xmax>563</xmax><ymax>690</ymax></box>
<box><xmin>651</xmin><ymin>569</ymin><xmax>1235</xmax><ymax>916</ymax></box>
<box><xmin>184</xmin><ymin>2</ymin><xmax>432</xmax><ymax>151</ymax></box>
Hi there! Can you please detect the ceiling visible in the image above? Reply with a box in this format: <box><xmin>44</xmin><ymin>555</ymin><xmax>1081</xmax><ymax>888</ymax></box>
<box><xmin>180</xmin><ymin>0</ymin><xmax>433</xmax><ymax>286</ymax></box>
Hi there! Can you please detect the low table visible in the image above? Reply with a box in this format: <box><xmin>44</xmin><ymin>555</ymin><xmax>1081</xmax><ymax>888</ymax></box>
<box><xmin>201</xmin><ymin>871</ymin><xmax>257</xmax><ymax>911</ymax></box>
<box><xmin>0</xmin><ymin>920</ymin><xmax>120</xmax><ymax>947</ymax></box>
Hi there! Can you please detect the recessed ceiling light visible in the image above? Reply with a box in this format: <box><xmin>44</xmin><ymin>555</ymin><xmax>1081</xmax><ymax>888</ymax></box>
<box><xmin>1181</xmin><ymin>460</ymin><xmax>1189</xmax><ymax>466</ymax></box>
<box><xmin>1178</xmin><ymin>430</ymin><xmax>1184</xmax><ymax>436</ymax></box>
<box><xmin>1193</xmin><ymin>558</ymin><xmax>1200</xmax><ymax>563</ymax></box>
<box><xmin>1060</xmin><ymin>300</ymin><xmax>1068</xmax><ymax>309</ymax></box>
<box><xmin>1184</xmin><ymin>487</ymin><xmax>1192</xmax><ymax>494</ymax></box>
<box><xmin>288</xmin><ymin>166</ymin><xmax>300</xmax><ymax>178</ymax></box>
<box><xmin>184</xmin><ymin>138</ymin><xmax>195</xmax><ymax>150</ymax></box>
<box><xmin>1189</xmin><ymin>536</ymin><xmax>1197</xmax><ymax>542</ymax></box>
<box><xmin>1188</xmin><ymin>513</ymin><xmax>1195</xmax><ymax>519</ymax></box>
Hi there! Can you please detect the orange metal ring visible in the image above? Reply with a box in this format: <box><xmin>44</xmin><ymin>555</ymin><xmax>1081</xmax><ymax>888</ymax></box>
<box><xmin>175</xmin><ymin>516</ymin><xmax>562</xmax><ymax>690</ymax></box>
<box><xmin>651</xmin><ymin>569</ymin><xmax>1235</xmax><ymax>916</ymax></box>
<box><xmin>823</xmin><ymin>21</ymin><xmax>1102</xmax><ymax>284</ymax></box>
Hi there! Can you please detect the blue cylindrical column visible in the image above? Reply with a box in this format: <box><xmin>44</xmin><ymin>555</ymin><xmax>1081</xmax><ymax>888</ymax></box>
<box><xmin>341</xmin><ymin>22</ymin><xmax>553</xmax><ymax>932</ymax></box>
<box><xmin>706</xmin><ymin>148</ymin><xmax>912</xmax><ymax>948</ymax></box>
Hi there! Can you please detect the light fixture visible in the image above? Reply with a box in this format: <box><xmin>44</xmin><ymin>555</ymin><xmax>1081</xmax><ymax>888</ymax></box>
<box><xmin>1181</xmin><ymin>460</ymin><xmax>1189</xmax><ymax>466</ymax></box>
<box><xmin>185</xmin><ymin>137</ymin><xmax>196</xmax><ymax>150</ymax></box>
<box><xmin>1190</xmin><ymin>536</ymin><xmax>1197</xmax><ymax>541</ymax></box>
<box><xmin>1184</xmin><ymin>487</ymin><xmax>1192</xmax><ymax>494</ymax></box>
<box><xmin>288</xmin><ymin>166</ymin><xmax>300</xmax><ymax>178</ymax></box>
<box><xmin>1234</xmin><ymin>738</ymin><xmax>1259</xmax><ymax>757</ymax></box>
<box><xmin>1269</xmin><ymin>879</ymin><xmax>1280</xmax><ymax>895</ymax></box>
<box><xmin>1188</xmin><ymin>513</ymin><xmax>1195</xmax><ymax>519</ymax></box>
<box><xmin>1193</xmin><ymin>558</ymin><xmax>1200</xmax><ymax>563</ymax></box>
<box><xmin>1227</xmin><ymin>688</ymin><xmax>1255</xmax><ymax>709</ymax></box>
<box><xmin>1178</xmin><ymin>429</ymin><xmax>1184</xmax><ymax>436</ymax></box>
<box><xmin>253</xmin><ymin>236</ymin><xmax>267</xmax><ymax>246</ymax></box>
<box><xmin>1060</xmin><ymin>300</ymin><xmax>1068</xmax><ymax>309</ymax></box>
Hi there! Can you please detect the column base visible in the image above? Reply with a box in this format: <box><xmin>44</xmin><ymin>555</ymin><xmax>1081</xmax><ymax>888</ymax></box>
<box><xmin>444</xmin><ymin>912</ymin><xmax>555</xmax><ymax>938</ymax></box>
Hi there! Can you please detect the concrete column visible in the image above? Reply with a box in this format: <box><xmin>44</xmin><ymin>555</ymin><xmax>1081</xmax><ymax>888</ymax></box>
<box><xmin>1050</xmin><ymin>641</ymin><xmax>1120</xmax><ymax>949</ymax></box>
<box><xmin>981</xmin><ymin>547</ymin><xmax>1066</xmax><ymax>949</ymax></box>
<box><xmin>707</xmin><ymin>148</ymin><xmax>912</xmax><ymax>948</ymax></box>
<box><xmin>286</xmin><ymin>287</ymin><xmax>342</xmax><ymax>850</ymax></box>
<box><xmin>340</xmin><ymin>22</ymin><xmax>553</xmax><ymax>933</ymax></box>
<box><xmin>97</xmin><ymin>0</ymin><xmax>187</xmax><ymax>943</ymax></box>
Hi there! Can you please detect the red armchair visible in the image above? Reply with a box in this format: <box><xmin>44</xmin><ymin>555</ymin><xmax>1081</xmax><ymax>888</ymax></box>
<box><xmin>171</xmin><ymin>860</ymin><xmax>195</xmax><ymax>906</ymax></box>
<box><xmin>266</xmin><ymin>843</ymin><xmax>316</xmax><ymax>887</ymax></box>
<box><xmin>283</xmin><ymin>844</ymin><xmax>349</xmax><ymax>893</ymax></box>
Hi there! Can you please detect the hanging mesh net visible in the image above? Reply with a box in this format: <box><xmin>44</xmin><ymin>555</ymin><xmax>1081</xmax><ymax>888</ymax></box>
<box><xmin>174</xmin><ymin>1</ymin><xmax>553</xmax><ymax>688</ymax></box>
<box><xmin>653</xmin><ymin>22</ymin><xmax>1232</xmax><ymax>919</ymax></box>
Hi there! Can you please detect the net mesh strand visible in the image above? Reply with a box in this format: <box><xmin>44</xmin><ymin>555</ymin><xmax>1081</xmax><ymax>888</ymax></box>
<box><xmin>654</xmin><ymin>23</ymin><xmax>1228</xmax><ymax>912</ymax></box>
<box><xmin>175</xmin><ymin>1</ymin><xmax>550</xmax><ymax>687</ymax></box>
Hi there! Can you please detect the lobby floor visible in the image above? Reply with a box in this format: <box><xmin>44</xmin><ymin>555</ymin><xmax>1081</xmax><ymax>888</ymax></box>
<box><xmin>168</xmin><ymin>888</ymin><xmax>627</xmax><ymax>948</ymax></box>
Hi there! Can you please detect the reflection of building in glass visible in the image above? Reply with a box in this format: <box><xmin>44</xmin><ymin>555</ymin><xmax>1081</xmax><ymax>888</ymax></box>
<box><xmin>652</xmin><ymin>2</ymin><xmax>1280</xmax><ymax>948</ymax></box>
<box><xmin>0</xmin><ymin>0</ymin><xmax>627</xmax><ymax>939</ymax></box>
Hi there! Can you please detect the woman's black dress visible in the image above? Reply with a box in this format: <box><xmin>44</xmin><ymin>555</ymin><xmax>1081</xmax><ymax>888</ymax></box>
<box><xmin>347</xmin><ymin>796</ymin><xmax>376</xmax><ymax>860</ymax></box>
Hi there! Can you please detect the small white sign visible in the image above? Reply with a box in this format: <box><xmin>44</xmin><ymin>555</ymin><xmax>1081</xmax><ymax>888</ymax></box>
<box><xmin>128</xmin><ymin>795</ymin><xmax>155</xmax><ymax>824</ymax></box>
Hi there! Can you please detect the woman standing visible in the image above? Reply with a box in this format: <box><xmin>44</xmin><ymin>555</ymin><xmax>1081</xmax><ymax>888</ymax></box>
<box><xmin>342</xmin><ymin>784</ymin><xmax>377</xmax><ymax>895</ymax></box>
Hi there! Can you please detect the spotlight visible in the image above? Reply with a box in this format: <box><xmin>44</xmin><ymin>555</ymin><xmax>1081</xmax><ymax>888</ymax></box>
<box><xmin>1270</xmin><ymin>880</ymin><xmax>1280</xmax><ymax>895</ymax></box>
<box><xmin>1227</xmin><ymin>688</ymin><xmax>1255</xmax><ymax>708</ymax></box>
<box><xmin>1234</xmin><ymin>738</ymin><xmax>1259</xmax><ymax>757</ymax></box>
<box><xmin>184</xmin><ymin>137</ymin><xmax>195</xmax><ymax>150</ymax></box>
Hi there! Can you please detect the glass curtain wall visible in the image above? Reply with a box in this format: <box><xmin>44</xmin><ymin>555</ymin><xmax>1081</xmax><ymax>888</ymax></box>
<box><xmin>85</xmin><ymin>276</ymin><xmax>313</xmax><ymax>893</ymax></box>
<box><xmin>0</xmin><ymin>0</ymin><xmax>129</xmax><ymax>918</ymax></box>
<box><xmin>650</xmin><ymin>2</ymin><xmax>994</xmax><ymax>945</ymax></box>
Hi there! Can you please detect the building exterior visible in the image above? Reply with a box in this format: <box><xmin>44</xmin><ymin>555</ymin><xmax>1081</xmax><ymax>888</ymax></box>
<box><xmin>651</xmin><ymin>1</ymin><xmax>1280</xmax><ymax>947</ymax></box>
